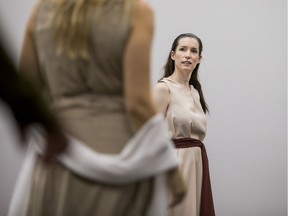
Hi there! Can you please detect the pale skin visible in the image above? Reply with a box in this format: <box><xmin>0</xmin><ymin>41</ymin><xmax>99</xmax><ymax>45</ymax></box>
<box><xmin>154</xmin><ymin>37</ymin><xmax>202</xmax><ymax>115</ymax></box>
<box><xmin>125</xmin><ymin>1</ymin><xmax>186</xmax><ymax>207</ymax></box>
<box><xmin>123</xmin><ymin>0</ymin><xmax>157</xmax><ymax>131</ymax></box>
<box><xmin>19</xmin><ymin>4</ymin><xmax>43</xmax><ymax>90</ymax></box>
<box><xmin>19</xmin><ymin>3</ymin><xmax>68</xmax><ymax>162</ymax></box>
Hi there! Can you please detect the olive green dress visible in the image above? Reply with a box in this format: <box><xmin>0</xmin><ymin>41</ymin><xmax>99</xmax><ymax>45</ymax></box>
<box><xmin>26</xmin><ymin>0</ymin><xmax>154</xmax><ymax>215</ymax></box>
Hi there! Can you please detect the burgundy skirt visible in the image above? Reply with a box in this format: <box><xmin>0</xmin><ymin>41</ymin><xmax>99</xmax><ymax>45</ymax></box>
<box><xmin>173</xmin><ymin>138</ymin><xmax>215</xmax><ymax>216</ymax></box>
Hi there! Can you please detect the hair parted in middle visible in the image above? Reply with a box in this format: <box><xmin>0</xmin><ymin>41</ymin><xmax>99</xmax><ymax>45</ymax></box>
<box><xmin>160</xmin><ymin>33</ymin><xmax>209</xmax><ymax>113</ymax></box>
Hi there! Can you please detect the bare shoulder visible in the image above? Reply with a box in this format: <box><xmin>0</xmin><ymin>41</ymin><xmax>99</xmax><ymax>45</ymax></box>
<box><xmin>132</xmin><ymin>0</ymin><xmax>154</xmax><ymax>26</ymax></box>
<box><xmin>26</xmin><ymin>3</ymin><xmax>41</xmax><ymax>33</ymax></box>
<box><xmin>155</xmin><ymin>81</ymin><xmax>170</xmax><ymax>95</ymax></box>
<box><xmin>133</xmin><ymin>0</ymin><xmax>154</xmax><ymax>15</ymax></box>
<box><xmin>153</xmin><ymin>81</ymin><xmax>170</xmax><ymax>111</ymax></box>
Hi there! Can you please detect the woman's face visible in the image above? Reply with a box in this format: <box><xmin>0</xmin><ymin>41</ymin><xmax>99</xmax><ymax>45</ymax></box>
<box><xmin>171</xmin><ymin>37</ymin><xmax>201</xmax><ymax>73</ymax></box>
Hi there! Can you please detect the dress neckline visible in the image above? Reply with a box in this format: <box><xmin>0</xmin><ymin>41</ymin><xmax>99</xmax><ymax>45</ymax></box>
<box><xmin>164</xmin><ymin>77</ymin><xmax>192</xmax><ymax>91</ymax></box>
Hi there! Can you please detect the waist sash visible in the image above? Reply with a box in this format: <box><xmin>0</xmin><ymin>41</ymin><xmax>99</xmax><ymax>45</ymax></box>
<box><xmin>8</xmin><ymin>114</ymin><xmax>179</xmax><ymax>216</ymax></box>
<box><xmin>173</xmin><ymin>138</ymin><xmax>216</xmax><ymax>216</ymax></box>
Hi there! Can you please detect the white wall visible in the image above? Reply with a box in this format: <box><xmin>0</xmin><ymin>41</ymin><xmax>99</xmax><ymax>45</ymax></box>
<box><xmin>0</xmin><ymin>0</ymin><xmax>286</xmax><ymax>216</ymax></box>
<box><xmin>150</xmin><ymin>0</ymin><xmax>287</xmax><ymax>215</ymax></box>
<box><xmin>0</xmin><ymin>1</ymin><xmax>36</xmax><ymax>215</ymax></box>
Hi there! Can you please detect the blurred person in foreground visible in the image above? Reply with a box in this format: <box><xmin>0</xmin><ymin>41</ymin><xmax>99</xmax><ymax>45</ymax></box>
<box><xmin>8</xmin><ymin>0</ymin><xmax>186</xmax><ymax>215</ymax></box>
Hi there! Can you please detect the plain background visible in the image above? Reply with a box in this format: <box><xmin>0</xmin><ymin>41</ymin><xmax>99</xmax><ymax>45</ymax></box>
<box><xmin>0</xmin><ymin>0</ymin><xmax>286</xmax><ymax>216</ymax></box>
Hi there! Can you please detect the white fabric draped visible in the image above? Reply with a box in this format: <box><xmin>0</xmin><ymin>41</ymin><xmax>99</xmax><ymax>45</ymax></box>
<box><xmin>8</xmin><ymin>114</ymin><xmax>179</xmax><ymax>216</ymax></box>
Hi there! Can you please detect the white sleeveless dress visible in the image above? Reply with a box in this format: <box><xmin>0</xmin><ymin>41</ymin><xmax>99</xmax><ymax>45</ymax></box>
<box><xmin>154</xmin><ymin>77</ymin><xmax>207</xmax><ymax>216</ymax></box>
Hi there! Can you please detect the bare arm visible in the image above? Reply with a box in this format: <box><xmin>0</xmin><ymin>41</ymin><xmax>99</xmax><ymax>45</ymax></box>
<box><xmin>153</xmin><ymin>82</ymin><xmax>170</xmax><ymax>115</ymax></box>
<box><xmin>19</xmin><ymin>4</ymin><xmax>44</xmax><ymax>89</ymax></box>
<box><xmin>17</xmin><ymin>5</ymin><xmax>68</xmax><ymax>161</ymax></box>
<box><xmin>123</xmin><ymin>1</ymin><xmax>157</xmax><ymax>132</ymax></box>
<box><xmin>124</xmin><ymin>3</ymin><xmax>186</xmax><ymax>205</ymax></box>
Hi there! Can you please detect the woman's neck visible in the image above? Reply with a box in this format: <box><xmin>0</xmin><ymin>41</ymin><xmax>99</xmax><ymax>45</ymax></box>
<box><xmin>169</xmin><ymin>70</ymin><xmax>192</xmax><ymax>87</ymax></box>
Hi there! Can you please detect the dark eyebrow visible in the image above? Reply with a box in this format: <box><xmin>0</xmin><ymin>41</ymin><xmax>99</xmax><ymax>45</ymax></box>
<box><xmin>179</xmin><ymin>46</ymin><xmax>198</xmax><ymax>49</ymax></box>
<box><xmin>178</xmin><ymin>46</ymin><xmax>199</xmax><ymax>51</ymax></box>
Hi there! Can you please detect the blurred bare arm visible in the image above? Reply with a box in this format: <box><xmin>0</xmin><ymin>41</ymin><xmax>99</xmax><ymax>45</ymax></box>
<box><xmin>124</xmin><ymin>2</ymin><xmax>186</xmax><ymax>207</ymax></box>
<box><xmin>18</xmin><ymin>5</ymin><xmax>68</xmax><ymax>161</ymax></box>
<box><xmin>123</xmin><ymin>1</ymin><xmax>157</xmax><ymax>132</ymax></box>
<box><xmin>19</xmin><ymin>4</ymin><xmax>44</xmax><ymax>89</ymax></box>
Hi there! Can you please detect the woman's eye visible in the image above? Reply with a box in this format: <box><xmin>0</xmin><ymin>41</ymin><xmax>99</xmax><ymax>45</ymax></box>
<box><xmin>192</xmin><ymin>50</ymin><xmax>198</xmax><ymax>53</ymax></box>
<box><xmin>179</xmin><ymin>48</ymin><xmax>184</xmax><ymax>51</ymax></box>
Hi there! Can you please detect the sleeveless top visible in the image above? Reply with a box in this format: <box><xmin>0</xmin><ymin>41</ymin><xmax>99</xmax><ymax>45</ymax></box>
<box><xmin>158</xmin><ymin>78</ymin><xmax>207</xmax><ymax>141</ymax></box>
<box><xmin>34</xmin><ymin>0</ymin><xmax>134</xmax><ymax>154</ymax></box>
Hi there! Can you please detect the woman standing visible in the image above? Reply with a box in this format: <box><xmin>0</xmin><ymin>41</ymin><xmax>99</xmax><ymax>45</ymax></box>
<box><xmin>154</xmin><ymin>33</ymin><xmax>215</xmax><ymax>216</ymax></box>
<box><xmin>9</xmin><ymin>0</ymin><xmax>186</xmax><ymax>215</ymax></box>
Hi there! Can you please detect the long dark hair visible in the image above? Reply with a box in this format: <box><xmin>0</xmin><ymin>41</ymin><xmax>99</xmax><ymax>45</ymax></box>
<box><xmin>161</xmin><ymin>33</ymin><xmax>209</xmax><ymax>113</ymax></box>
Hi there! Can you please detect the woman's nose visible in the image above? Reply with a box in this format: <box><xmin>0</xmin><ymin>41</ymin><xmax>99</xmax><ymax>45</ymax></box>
<box><xmin>185</xmin><ymin>54</ymin><xmax>191</xmax><ymax>59</ymax></box>
<box><xmin>184</xmin><ymin>51</ymin><xmax>191</xmax><ymax>58</ymax></box>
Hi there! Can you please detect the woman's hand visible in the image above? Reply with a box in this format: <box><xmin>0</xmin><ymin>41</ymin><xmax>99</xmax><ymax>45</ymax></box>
<box><xmin>43</xmin><ymin>130</ymin><xmax>69</xmax><ymax>163</ymax></box>
<box><xmin>166</xmin><ymin>167</ymin><xmax>187</xmax><ymax>207</ymax></box>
